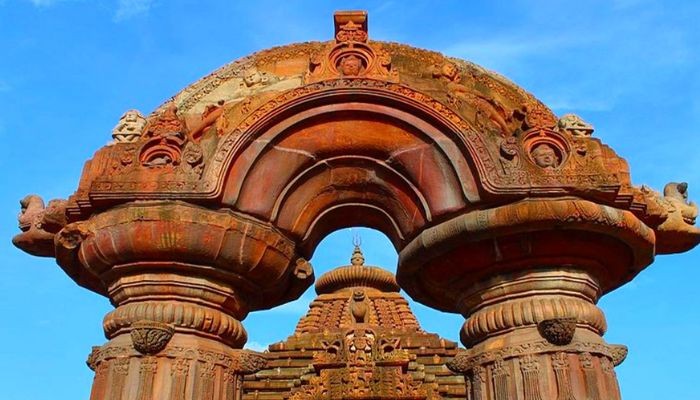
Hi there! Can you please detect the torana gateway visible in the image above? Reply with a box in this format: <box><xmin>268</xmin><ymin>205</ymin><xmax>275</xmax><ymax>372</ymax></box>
<box><xmin>12</xmin><ymin>11</ymin><xmax>699</xmax><ymax>400</ymax></box>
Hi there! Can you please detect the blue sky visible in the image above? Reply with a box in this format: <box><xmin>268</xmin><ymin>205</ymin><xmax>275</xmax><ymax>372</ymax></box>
<box><xmin>0</xmin><ymin>1</ymin><xmax>698</xmax><ymax>399</ymax></box>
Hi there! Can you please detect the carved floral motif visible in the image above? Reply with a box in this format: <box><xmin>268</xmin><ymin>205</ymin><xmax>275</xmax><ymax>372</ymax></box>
<box><xmin>130</xmin><ymin>320</ymin><xmax>175</xmax><ymax>355</ymax></box>
<box><xmin>537</xmin><ymin>318</ymin><xmax>577</xmax><ymax>346</ymax></box>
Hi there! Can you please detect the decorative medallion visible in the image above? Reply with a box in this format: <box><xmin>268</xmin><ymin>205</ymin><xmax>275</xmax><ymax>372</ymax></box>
<box><xmin>130</xmin><ymin>320</ymin><xmax>175</xmax><ymax>355</ymax></box>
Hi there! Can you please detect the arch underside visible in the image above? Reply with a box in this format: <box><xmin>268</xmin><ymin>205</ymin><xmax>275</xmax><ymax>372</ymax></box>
<box><xmin>221</xmin><ymin>101</ymin><xmax>483</xmax><ymax>256</ymax></box>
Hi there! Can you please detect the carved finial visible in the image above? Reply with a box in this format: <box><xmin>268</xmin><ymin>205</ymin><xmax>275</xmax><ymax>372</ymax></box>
<box><xmin>111</xmin><ymin>109</ymin><xmax>146</xmax><ymax>144</ymax></box>
<box><xmin>334</xmin><ymin>11</ymin><xmax>368</xmax><ymax>43</ymax></box>
<box><xmin>558</xmin><ymin>113</ymin><xmax>594</xmax><ymax>137</ymax></box>
<box><xmin>350</xmin><ymin>245</ymin><xmax>365</xmax><ymax>266</ymax></box>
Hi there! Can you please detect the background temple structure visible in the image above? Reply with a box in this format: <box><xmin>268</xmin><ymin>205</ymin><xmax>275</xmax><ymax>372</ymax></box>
<box><xmin>242</xmin><ymin>246</ymin><xmax>465</xmax><ymax>399</ymax></box>
<box><xmin>12</xmin><ymin>10</ymin><xmax>699</xmax><ymax>400</ymax></box>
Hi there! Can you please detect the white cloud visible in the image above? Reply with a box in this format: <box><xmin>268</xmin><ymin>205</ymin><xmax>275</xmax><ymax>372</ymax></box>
<box><xmin>114</xmin><ymin>0</ymin><xmax>154</xmax><ymax>22</ymax></box>
<box><xmin>244</xmin><ymin>341</ymin><xmax>268</xmax><ymax>352</ymax></box>
<box><xmin>26</xmin><ymin>0</ymin><xmax>76</xmax><ymax>7</ymax></box>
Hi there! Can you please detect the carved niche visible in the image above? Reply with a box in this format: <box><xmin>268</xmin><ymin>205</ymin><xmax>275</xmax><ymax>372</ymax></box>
<box><xmin>306</xmin><ymin>11</ymin><xmax>398</xmax><ymax>83</ymax></box>
<box><xmin>289</xmin><ymin>327</ymin><xmax>431</xmax><ymax>399</ymax></box>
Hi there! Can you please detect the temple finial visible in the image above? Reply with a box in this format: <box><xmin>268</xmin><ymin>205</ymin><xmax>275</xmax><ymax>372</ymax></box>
<box><xmin>350</xmin><ymin>241</ymin><xmax>365</xmax><ymax>265</ymax></box>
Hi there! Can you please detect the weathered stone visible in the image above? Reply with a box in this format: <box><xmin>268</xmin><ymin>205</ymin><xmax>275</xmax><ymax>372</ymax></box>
<box><xmin>11</xmin><ymin>10</ymin><xmax>699</xmax><ymax>400</ymax></box>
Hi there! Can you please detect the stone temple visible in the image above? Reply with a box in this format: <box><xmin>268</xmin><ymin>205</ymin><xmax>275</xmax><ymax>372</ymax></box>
<box><xmin>12</xmin><ymin>10</ymin><xmax>699</xmax><ymax>400</ymax></box>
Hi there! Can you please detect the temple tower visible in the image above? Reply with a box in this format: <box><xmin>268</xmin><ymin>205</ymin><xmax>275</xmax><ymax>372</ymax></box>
<box><xmin>243</xmin><ymin>246</ymin><xmax>465</xmax><ymax>399</ymax></box>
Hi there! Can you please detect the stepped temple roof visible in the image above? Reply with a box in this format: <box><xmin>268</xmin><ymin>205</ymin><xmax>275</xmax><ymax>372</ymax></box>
<box><xmin>242</xmin><ymin>246</ymin><xmax>465</xmax><ymax>399</ymax></box>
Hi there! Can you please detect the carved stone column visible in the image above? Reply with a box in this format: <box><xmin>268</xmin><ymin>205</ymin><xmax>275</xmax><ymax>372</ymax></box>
<box><xmin>448</xmin><ymin>269</ymin><xmax>628</xmax><ymax>400</ymax></box>
<box><xmin>51</xmin><ymin>202</ymin><xmax>313</xmax><ymax>400</ymax></box>
<box><xmin>398</xmin><ymin>198</ymin><xmax>656</xmax><ymax>400</ymax></box>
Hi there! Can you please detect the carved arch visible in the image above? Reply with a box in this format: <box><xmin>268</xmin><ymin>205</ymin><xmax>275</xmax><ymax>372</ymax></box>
<box><xmin>211</xmin><ymin>80</ymin><xmax>498</xmax><ymax>253</ymax></box>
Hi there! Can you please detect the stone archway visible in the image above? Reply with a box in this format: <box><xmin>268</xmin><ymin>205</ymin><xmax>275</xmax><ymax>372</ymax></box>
<box><xmin>12</xmin><ymin>11</ymin><xmax>699</xmax><ymax>400</ymax></box>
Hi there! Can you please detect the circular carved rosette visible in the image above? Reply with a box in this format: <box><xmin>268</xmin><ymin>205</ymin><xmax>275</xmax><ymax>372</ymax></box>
<box><xmin>130</xmin><ymin>320</ymin><xmax>175</xmax><ymax>355</ymax></box>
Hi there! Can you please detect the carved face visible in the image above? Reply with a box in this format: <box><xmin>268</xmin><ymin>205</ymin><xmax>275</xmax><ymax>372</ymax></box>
<box><xmin>339</xmin><ymin>55</ymin><xmax>363</xmax><ymax>76</ymax></box>
<box><xmin>442</xmin><ymin>63</ymin><xmax>458</xmax><ymax>81</ymax></box>
<box><xmin>123</xmin><ymin>110</ymin><xmax>139</xmax><ymax>123</ymax></box>
<box><xmin>243</xmin><ymin>67</ymin><xmax>263</xmax><ymax>87</ymax></box>
<box><xmin>531</xmin><ymin>144</ymin><xmax>559</xmax><ymax>169</ymax></box>
<box><xmin>353</xmin><ymin>290</ymin><xmax>365</xmax><ymax>301</ymax></box>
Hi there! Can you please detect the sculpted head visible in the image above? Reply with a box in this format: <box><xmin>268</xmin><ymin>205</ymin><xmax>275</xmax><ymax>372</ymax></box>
<box><xmin>441</xmin><ymin>62</ymin><xmax>459</xmax><ymax>81</ymax></box>
<box><xmin>531</xmin><ymin>143</ymin><xmax>560</xmax><ymax>169</ymax></box>
<box><xmin>243</xmin><ymin>67</ymin><xmax>263</xmax><ymax>87</ymax></box>
<box><xmin>665</xmin><ymin>182</ymin><xmax>690</xmax><ymax>203</ymax></box>
<box><xmin>339</xmin><ymin>54</ymin><xmax>364</xmax><ymax>76</ymax></box>
<box><xmin>123</xmin><ymin>110</ymin><xmax>140</xmax><ymax>123</ymax></box>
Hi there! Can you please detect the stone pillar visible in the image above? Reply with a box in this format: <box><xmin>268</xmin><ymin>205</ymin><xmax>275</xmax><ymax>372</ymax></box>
<box><xmin>51</xmin><ymin>202</ymin><xmax>313</xmax><ymax>400</ymax></box>
<box><xmin>397</xmin><ymin>199</ymin><xmax>656</xmax><ymax>400</ymax></box>
<box><xmin>447</xmin><ymin>269</ymin><xmax>627</xmax><ymax>400</ymax></box>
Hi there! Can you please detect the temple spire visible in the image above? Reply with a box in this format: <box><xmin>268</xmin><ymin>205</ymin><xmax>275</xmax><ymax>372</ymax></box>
<box><xmin>350</xmin><ymin>245</ymin><xmax>365</xmax><ymax>266</ymax></box>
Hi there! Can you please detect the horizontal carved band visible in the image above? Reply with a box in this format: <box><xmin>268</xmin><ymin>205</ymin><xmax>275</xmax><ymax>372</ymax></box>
<box><xmin>457</xmin><ymin>269</ymin><xmax>601</xmax><ymax>314</ymax></box>
<box><xmin>87</xmin><ymin>344</ymin><xmax>267</xmax><ymax>374</ymax></box>
<box><xmin>462</xmin><ymin>296</ymin><xmax>606</xmax><ymax>345</ymax></box>
<box><xmin>447</xmin><ymin>339</ymin><xmax>626</xmax><ymax>373</ymax></box>
<box><xmin>104</xmin><ymin>301</ymin><xmax>247</xmax><ymax>348</ymax></box>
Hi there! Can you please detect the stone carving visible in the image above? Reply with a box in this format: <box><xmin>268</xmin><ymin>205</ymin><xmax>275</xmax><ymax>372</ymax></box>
<box><xmin>552</xmin><ymin>352</ymin><xmax>577</xmax><ymax>400</ymax></box>
<box><xmin>139</xmin><ymin>104</ymin><xmax>189</xmax><ymax>168</ymax></box>
<box><xmin>522</xmin><ymin>101</ymin><xmax>558</xmax><ymax>130</ymax></box>
<box><xmin>350</xmin><ymin>290</ymin><xmax>369</xmax><ymax>323</ymax></box>
<box><xmin>662</xmin><ymin>182</ymin><xmax>698</xmax><ymax>225</ymax></box>
<box><xmin>537</xmin><ymin>318</ymin><xmax>577</xmax><ymax>345</ymax></box>
<box><xmin>111</xmin><ymin>109</ymin><xmax>147</xmax><ymax>144</ymax></box>
<box><xmin>293</xmin><ymin>258</ymin><xmax>314</xmax><ymax>280</ymax></box>
<box><xmin>17</xmin><ymin>194</ymin><xmax>45</xmax><ymax>232</ymax></box>
<box><xmin>293</xmin><ymin>326</ymin><xmax>429</xmax><ymax>399</ymax></box>
<box><xmin>461</xmin><ymin>294</ymin><xmax>606</xmax><ymax>346</ymax></box>
<box><xmin>338</xmin><ymin>54</ymin><xmax>365</xmax><ymax>76</ymax></box>
<box><xmin>530</xmin><ymin>143</ymin><xmax>561</xmax><ymax>169</ymax></box>
<box><xmin>637</xmin><ymin>182</ymin><xmax>700</xmax><ymax>253</ymax></box>
<box><xmin>558</xmin><ymin>113</ymin><xmax>594</xmax><ymax>137</ymax></box>
<box><xmin>242</xmin><ymin>66</ymin><xmax>276</xmax><ymax>88</ymax></box>
<box><xmin>579</xmin><ymin>352</ymin><xmax>601</xmax><ymax>400</ymax></box>
<box><xmin>12</xmin><ymin>10</ymin><xmax>700</xmax><ymax>400</ymax></box>
<box><xmin>181</xmin><ymin>141</ymin><xmax>204</xmax><ymax>177</ymax></box>
<box><xmin>433</xmin><ymin>61</ymin><xmax>511</xmax><ymax>135</ymax></box>
<box><xmin>609</xmin><ymin>344</ymin><xmax>628</xmax><ymax>366</ymax></box>
<box><xmin>491</xmin><ymin>357</ymin><xmax>511</xmax><ymax>400</ymax></box>
<box><xmin>12</xmin><ymin>195</ymin><xmax>67</xmax><ymax>257</ymax></box>
<box><xmin>146</xmin><ymin>103</ymin><xmax>184</xmax><ymax>137</ymax></box>
<box><xmin>305</xmin><ymin>11</ymin><xmax>398</xmax><ymax>83</ymax></box>
<box><xmin>136</xmin><ymin>357</ymin><xmax>158</xmax><ymax>400</ymax></box>
<box><xmin>520</xmin><ymin>355</ymin><xmax>544</xmax><ymax>400</ymax></box>
<box><xmin>130</xmin><ymin>320</ymin><xmax>175</xmax><ymax>355</ymax></box>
